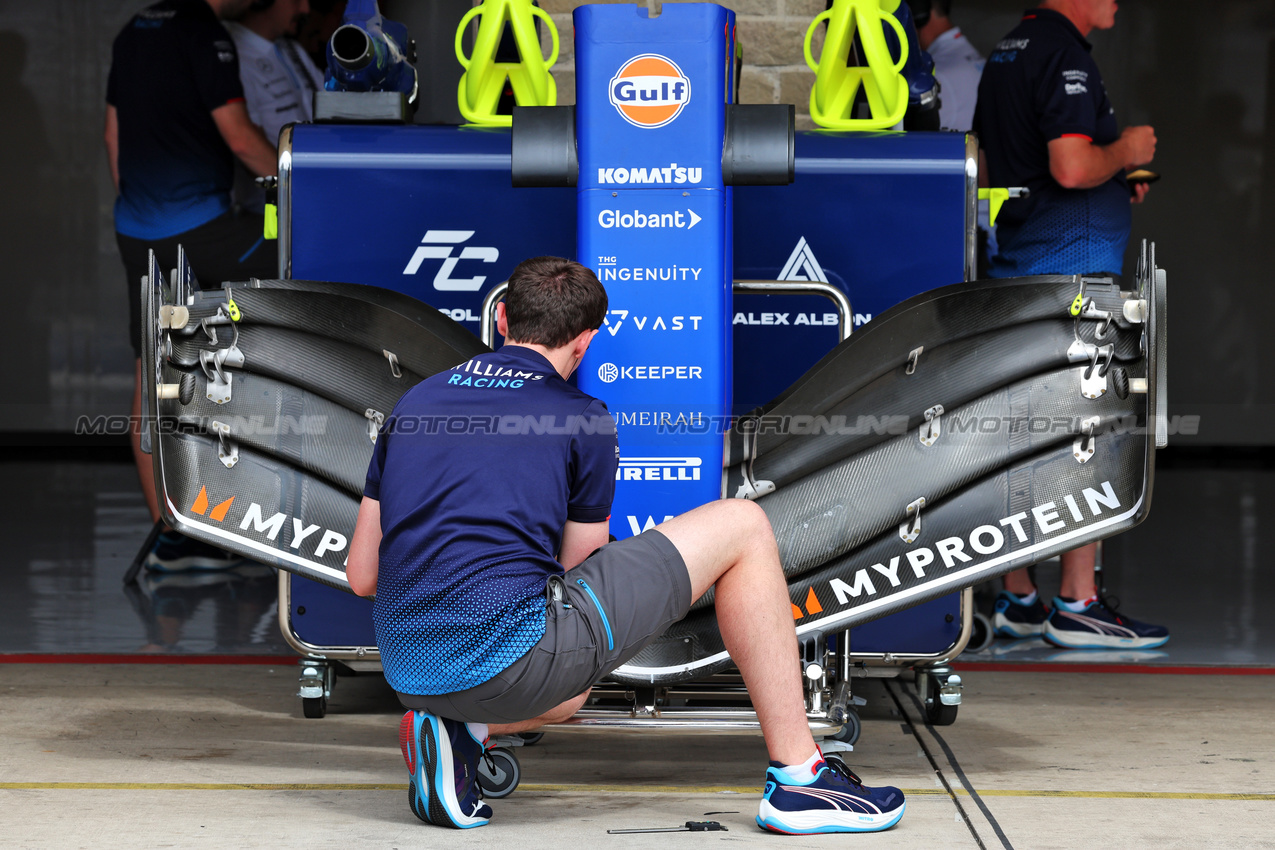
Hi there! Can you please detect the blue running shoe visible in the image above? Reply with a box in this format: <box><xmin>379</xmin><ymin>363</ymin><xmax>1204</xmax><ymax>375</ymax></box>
<box><xmin>757</xmin><ymin>757</ymin><xmax>905</xmax><ymax>834</ymax></box>
<box><xmin>992</xmin><ymin>591</ymin><xmax>1049</xmax><ymax>638</ymax></box>
<box><xmin>1044</xmin><ymin>596</ymin><xmax>1169</xmax><ymax>650</ymax></box>
<box><xmin>144</xmin><ymin>531</ymin><xmax>244</xmax><ymax>573</ymax></box>
<box><xmin>400</xmin><ymin>710</ymin><xmax>492</xmax><ymax>829</ymax></box>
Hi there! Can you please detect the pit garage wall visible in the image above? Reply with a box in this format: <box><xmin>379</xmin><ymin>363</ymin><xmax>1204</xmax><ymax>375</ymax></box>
<box><xmin>0</xmin><ymin>0</ymin><xmax>1271</xmax><ymax>445</ymax></box>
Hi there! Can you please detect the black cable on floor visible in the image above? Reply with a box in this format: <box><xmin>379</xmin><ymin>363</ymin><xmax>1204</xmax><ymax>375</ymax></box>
<box><xmin>884</xmin><ymin>678</ymin><xmax>1015</xmax><ymax>850</ymax></box>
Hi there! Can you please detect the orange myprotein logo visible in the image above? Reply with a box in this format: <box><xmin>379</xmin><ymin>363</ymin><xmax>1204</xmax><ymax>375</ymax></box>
<box><xmin>791</xmin><ymin>587</ymin><xmax>823</xmax><ymax>621</ymax></box>
<box><xmin>190</xmin><ymin>486</ymin><xmax>235</xmax><ymax>523</ymax></box>
<box><xmin>608</xmin><ymin>54</ymin><xmax>691</xmax><ymax>128</ymax></box>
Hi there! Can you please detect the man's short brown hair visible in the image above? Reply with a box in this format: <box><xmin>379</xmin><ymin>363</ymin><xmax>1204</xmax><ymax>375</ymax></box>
<box><xmin>504</xmin><ymin>257</ymin><xmax>608</xmax><ymax>349</ymax></box>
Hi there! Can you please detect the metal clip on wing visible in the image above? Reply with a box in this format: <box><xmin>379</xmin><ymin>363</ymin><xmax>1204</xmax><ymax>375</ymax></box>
<box><xmin>906</xmin><ymin>346</ymin><xmax>923</xmax><ymax>375</ymax></box>
<box><xmin>383</xmin><ymin>349</ymin><xmax>402</xmax><ymax>379</ymax></box>
<box><xmin>919</xmin><ymin>404</ymin><xmax>944</xmax><ymax>446</ymax></box>
<box><xmin>899</xmin><ymin>497</ymin><xmax>926</xmax><ymax>543</ymax></box>
<box><xmin>1073</xmin><ymin>416</ymin><xmax>1100</xmax><ymax>464</ymax></box>
<box><xmin>365</xmin><ymin>408</ymin><xmax>385</xmax><ymax>444</ymax></box>
<box><xmin>210</xmin><ymin>420</ymin><xmax>239</xmax><ymax>469</ymax></box>
<box><xmin>199</xmin><ymin>326</ymin><xmax>244</xmax><ymax>405</ymax></box>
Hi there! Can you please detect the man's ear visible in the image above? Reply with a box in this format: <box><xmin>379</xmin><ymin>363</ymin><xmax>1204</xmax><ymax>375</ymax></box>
<box><xmin>570</xmin><ymin>327</ymin><xmax>598</xmax><ymax>363</ymax></box>
<box><xmin>495</xmin><ymin>301</ymin><xmax>508</xmax><ymax>340</ymax></box>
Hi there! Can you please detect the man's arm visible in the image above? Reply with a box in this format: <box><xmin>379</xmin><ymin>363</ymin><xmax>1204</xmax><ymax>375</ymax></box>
<box><xmin>559</xmin><ymin>520</ymin><xmax>610</xmax><ymax>571</ymax></box>
<box><xmin>211</xmin><ymin>100</ymin><xmax>278</xmax><ymax>178</ymax></box>
<box><xmin>104</xmin><ymin>104</ymin><xmax>119</xmax><ymax>192</ymax></box>
<box><xmin>347</xmin><ymin>496</ymin><xmax>382</xmax><ymax>597</ymax></box>
<box><xmin>1048</xmin><ymin>125</ymin><xmax>1156</xmax><ymax>190</ymax></box>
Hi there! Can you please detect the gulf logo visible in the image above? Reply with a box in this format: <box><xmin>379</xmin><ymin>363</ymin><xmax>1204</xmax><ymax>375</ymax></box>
<box><xmin>608</xmin><ymin>54</ymin><xmax>691</xmax><ymax>129</ymax></box>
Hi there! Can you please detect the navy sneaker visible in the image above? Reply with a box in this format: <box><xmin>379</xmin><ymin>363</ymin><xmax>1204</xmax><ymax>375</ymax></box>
<box><xmin>144</xmin><ymin>531</ymin><xmax>244</xmax><ymax>573</ymax></box>
<box><xmin>1044</xmin><ymin>597</ymin><xmax>1169</xmax><ymax>650</ymax></box>
<box><xmin>400</xmin><ymin>710</ymin><xmax>492</xmax><ymax>829</ymax></box>
<box><xmin>757</xmin><ymin>757</ymin><xmax>905</xmax><ymax>834</ymax></box>
<box><xmin>992</xmin><ymin>591</ymin><xmax>1049</xmax><ymax>638</ymax></box>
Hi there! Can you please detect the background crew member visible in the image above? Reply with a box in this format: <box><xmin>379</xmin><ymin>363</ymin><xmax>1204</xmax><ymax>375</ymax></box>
<box><xmin>105</xmin><ymin>0</ymin><xmax>279</xmax><ymax>570</ymax></box>
<box><xmin>908</xmin><ymin>0</ymin><xmax>984</xmax><ymax>132</ymax></box>
<box><xmin>974</xmin><ymin>0</ymin><xmax>1168</xmax><ymax>649</ymax></box>
<box><xmin>225</xmin><ymin>0</ymin><xmax>323</xmax><ymax>212</ymax></box>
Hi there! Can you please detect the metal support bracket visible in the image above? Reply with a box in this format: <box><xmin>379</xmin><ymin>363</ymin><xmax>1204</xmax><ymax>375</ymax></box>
<box><xmin>1073</xmin><ymin>415</ymin><xmax>1100</xmax><ymax>464</ymax></box>
<box><xmin>906</xmin><ymin>346</ymin><xmax>924</xmax><ymax>375</ymax></box>
<box><xmin>919</xmin><ymin>404</ymin><xmax>944</xmax><ymax>447</ymax></box>
<box><xmin>199</xmin><ymin>343</ymin><xmax>244</xmax><ymax>405</ymax></box>
<box><xmin>733</xmin><ymin>417</ymin><xmax>776</xmax><ymax>500</ymax></box>
<box><xmin>383</xmin><ymin>349</ymin><xmax>402</xmax><ymax>379</ymax></box>
<box><xmin>210</xmin><ymin>420</ymin><xmax>239</xmax><ymax>469</ymax></box>
<box><xmin>899</xmin><ymin>497</ymin><xmax>926</xmax><ymax>543</ymax></box>
<box><xmin>365</xmin><ymin>408</ymin><xmax>385</xmax><ymax>444</ymax></box>
<box><xmin>1069</xmin><ymin>340</ymin><xmax>1114</xmax><ymax>399</ymax></box>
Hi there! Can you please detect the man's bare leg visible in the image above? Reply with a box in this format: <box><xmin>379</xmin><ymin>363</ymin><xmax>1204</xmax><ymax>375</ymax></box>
<box><xmin>132</xmin><ymin>359</ymin><xmax>161</xmax><ymax>524</ymax></box>
<box><xmin>1004</xmin><ymin>543</ymin><xmax>1097</xmax><ymax>599</ymax></box>
<box><xmin>487</xmin><ymin>500</ymin><xmax>814</xmax><ymax>762</ymax></box>
<box><xmin>652</xmin><ymin>500</ymin><xmax>816</xmax><ymax>765</ymax></box>
<box><xmin>1059</xmin><ymin>543</ymin><xmax>1098</xmax><ymax>600</ymax></box>
<box><xmin>489</xmin><ymin>691</ymin><xmax>591</xmax><ymax>736</ymax></box>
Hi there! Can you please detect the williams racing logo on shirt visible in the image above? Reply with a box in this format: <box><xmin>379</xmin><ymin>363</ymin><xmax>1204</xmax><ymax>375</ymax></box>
<box><xmin>447</xmin><ymin>358</ymin><xmax>547</xmax><ymax>389</ymax></box>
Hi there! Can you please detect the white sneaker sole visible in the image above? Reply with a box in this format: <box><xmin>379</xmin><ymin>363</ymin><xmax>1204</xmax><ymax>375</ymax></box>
<box><xmin>756</xmin><ymin>800</ymin><xmax>905</xmax><ymax>834</ymax></box>
<box><xmin>1044</xmin><ymin>624</ymin><xmax>1168</xmax><ymax>650</ymax></box>
<box><xmin>992</xmin><ymin>612</ymin><xmax>1045</xmax><ymax>638</ymax></box>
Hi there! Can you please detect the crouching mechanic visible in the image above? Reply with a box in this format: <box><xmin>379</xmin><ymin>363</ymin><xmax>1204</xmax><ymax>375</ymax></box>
<box><xmin>346</xmin><ymin>257</ymin><xmax>905</xmax><ymax>834</ymax></box>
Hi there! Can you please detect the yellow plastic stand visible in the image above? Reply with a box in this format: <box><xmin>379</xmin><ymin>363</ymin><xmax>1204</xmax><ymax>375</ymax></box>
<box><xmin>455</xmin><ymin>0</ymin><xmax>559</xmax><ymax>127</ymax></box>
<box><xmin>803</xmin><ymin>0</ymin><xmax>909</xmax><ymax>131</ymax></box>
<box><xmin>978</xmin><ymin>188</ymin><xmax>1010</xmax><ymax>227</ymax></box>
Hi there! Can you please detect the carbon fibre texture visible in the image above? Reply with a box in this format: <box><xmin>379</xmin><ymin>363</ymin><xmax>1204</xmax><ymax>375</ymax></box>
<box><xmin>248</xmin><ymin>278</ymin><xmax>493</xmax><ymax>356</ymax></box>
<box><xmin>177</xmin><ymin>288</ymin><xmax>485</xmax><ymax>378</ymax></box>
<box><xmin>169</xmin><ymin>325</ymin><xmax>424</xmax><ymax>417</ymax></box>
<box><xmin>613</xmin><ymin>430</ymin><xmax>1149</xmax><ymax>685</ymax></box>
<box><xmin>164</xmin><ymin>369</ymin><xmax>378</xmax><ymax>497</ymax></box>
<box><xmin>697</xmin><ymin>362</ymin><xmax>1140</xmax><ymax>612</ymax></box>
<box><xmin>155</xmin><ymin>430</ymin><xmax>360</xmax><ymax>590</ymax></box>
<box><xmin>728</xmin><ymin>319</ymin><xmax>1079</xmax><ymax>494</ymax></box>
<box><xmin>748</xmin><ymin>275</ymin><xmax>1130</xmax><ymax>460</ymax></box>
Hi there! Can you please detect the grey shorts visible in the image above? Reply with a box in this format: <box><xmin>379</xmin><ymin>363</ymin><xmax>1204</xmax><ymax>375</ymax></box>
<box><xmin>398</xmin><ymin>529</ymin><xmax>691</xmax><ymax>724</ymax></box>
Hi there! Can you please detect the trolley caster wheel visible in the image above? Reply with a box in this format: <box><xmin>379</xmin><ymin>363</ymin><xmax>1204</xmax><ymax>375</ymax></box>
<box><xmin>922</xmin><ymin>674</ymin><xmax>959</xmax><ymax>726</ymax></box>
<box><xmin>302</xmin><ymin>695</ymin><xmax>327</xmax><ymax>719</ymax></box>
<box><xmin>967</xmin><ymin>612</ymin><xmax>994</xmax><ymax>653</ymax></box>
<box><xmin>830</xmin><ymin>708</ymin><xmax>862</xmax><ymax>746</ymax></box>
<box><xmin>477</xmin><ymin>748</ymin><xmax>521</xmax><ymax>798</ymax></box>
<box><xmin>517</xmin><ymin>731</ymin><xmax>544</xmax><ymax>745</ymax></box>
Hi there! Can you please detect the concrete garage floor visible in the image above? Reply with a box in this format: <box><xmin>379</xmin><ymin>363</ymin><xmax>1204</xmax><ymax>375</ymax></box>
<box><xmin>2</xmin><ymin>664</ymin><xmax>1272</xmax><ymax>849</ymax></box>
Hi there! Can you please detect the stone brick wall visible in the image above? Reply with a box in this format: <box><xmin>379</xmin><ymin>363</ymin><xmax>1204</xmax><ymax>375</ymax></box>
<box><xmin>532</xmin><ymin>0</ymin><xmax>828</xmax><ymax>128</ymax></box>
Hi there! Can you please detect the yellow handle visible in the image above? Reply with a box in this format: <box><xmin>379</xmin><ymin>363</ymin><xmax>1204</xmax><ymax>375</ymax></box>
<box><xmin>877</xmin><ymin>9</ymin><xmax>908</xmax><ymax>75</ymax></box>
<box><xmin>454</xmin><ymin>3</ymin><xmax>484</xmax><ymax>71</ymax></box>
<box><xmin>803</xmin><ymin>9</ymin><xmax>834</xmax><ymax>73</ymax></box>
<box><xmin>529</xmin><ymin>4</ymin><xmax>559</xmax><ymax>69</ymax></box>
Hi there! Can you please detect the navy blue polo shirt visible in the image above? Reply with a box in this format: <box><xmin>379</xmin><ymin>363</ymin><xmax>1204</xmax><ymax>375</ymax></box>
<box><xmin>107</xmin><ymin>0</ymin><xmax>245</xmax><ymax>240</ymax></box>
<box><xmin>364</xmin><ymin>346</ymin><xmax>619</xmax><ymax>696</ymax></box>
<box><xmin>973</xmin><ymin>8</ymin><xmax>1131</xmax><ymax>276</ymax></box>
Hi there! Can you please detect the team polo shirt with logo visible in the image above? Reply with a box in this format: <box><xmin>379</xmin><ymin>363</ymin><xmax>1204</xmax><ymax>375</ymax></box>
<box><xmin>364</xmin><ymin>346</ymin><xmax>619</xmax><ymax>696</ymax></box>
<box><xmin>107</xmin><ymin>0</ymin><xmax>246</xmax><ymax>240</ymax></box>
<box><xmin>973</xmin><ymin>8</ymin><xmax>1131</xmax><ymax>276</ymax></box>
